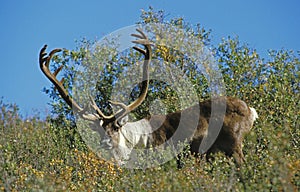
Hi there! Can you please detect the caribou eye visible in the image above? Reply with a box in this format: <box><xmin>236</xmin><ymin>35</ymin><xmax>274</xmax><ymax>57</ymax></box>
<box><xmin>101</xmin><ymin>135</ymin><xmax>113</xmax><ymax>149</ymax></box>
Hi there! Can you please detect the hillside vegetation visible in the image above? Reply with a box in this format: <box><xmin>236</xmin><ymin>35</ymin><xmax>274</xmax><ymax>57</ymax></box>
<box><xmin>1</xmin><ymin>8</ymin><xmax>299</xmax><ymax>191</ymax></box>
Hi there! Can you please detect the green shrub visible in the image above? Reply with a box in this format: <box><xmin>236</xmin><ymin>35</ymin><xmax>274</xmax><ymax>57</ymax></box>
<box><xmin>0</xmin><ymin>7</ymin><xmax>299</xmax><ymax>191</ymax></box>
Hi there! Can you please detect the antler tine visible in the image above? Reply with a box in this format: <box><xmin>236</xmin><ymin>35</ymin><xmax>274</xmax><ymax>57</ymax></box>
<box><xmin>53</xmin><ymin>65</ymin><xmax>64</xmax><ymax>77</ymax></box>
<box><xmin>131</xmin><ymin>28</ymin><xmax>147</xmax><ymax>39</ymax></box>
<box><xmin>47</xmin><ymin>49</ymin><xmax>62</xmax><ymax>65</ymax></box>
<box><xmin>39</xmin><ymin>45</ymin><xmax>48</xmax><ymax>67</ymax></box>
<box><xmin>131</xmin><ymin>29</ymin><xmax>153</xmax><ymax>47</ymax></box>
<box><xmin>39</xmin><ymin>45</ymin><xmax>83</xmax><ymax>113</ymax></box>
<box><xmin>132</xmin><ymin>46</ymin><xmax>146</xmax><ymax>55</ymax></box>
<box><xmin>131</xmin><ymin>29</ymin><xmax>153</xmax><ymax>56</ymax></box>
<box><xmin>77</xmin><ymin>102</ymin><xmax>101</xmax><ymax>121</ymax></box>
<box><xmin>89</xmin><ymin>95</ymin><xmax>114</xmax><ymax>120</ymax></box>
<box><xmin>110</xmin><ymin>29</ymin><xmax>152</xmax><ymax>127</ymax></box>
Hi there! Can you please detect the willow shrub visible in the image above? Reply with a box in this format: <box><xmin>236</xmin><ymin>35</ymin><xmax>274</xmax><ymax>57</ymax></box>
<box><xmin>1</xmin><ymin>7</ymin><xmax>299</xmax><ymax>191</ymax></box>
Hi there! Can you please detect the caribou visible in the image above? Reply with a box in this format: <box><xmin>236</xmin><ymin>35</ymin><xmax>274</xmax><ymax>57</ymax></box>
<box><xmin>39</xmin><ymin>29</ymin><xmax>258</xmax><ymax>168</ymax></box>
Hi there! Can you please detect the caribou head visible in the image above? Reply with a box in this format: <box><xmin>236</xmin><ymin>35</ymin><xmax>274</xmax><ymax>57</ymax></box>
<box><xmin>39</xmin><ymin>29</ymin><xmax>258</xmax><ymax>167</ymax></box>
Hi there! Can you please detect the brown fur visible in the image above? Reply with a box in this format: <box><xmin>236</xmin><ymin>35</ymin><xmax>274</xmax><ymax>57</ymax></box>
<box><xmin>147</xmin><ymin>96</ymin><xmax>257</xmax><ymax>166</ymax></box>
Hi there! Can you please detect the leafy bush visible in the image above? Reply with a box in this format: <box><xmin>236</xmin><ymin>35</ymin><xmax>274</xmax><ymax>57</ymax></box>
<box><xmin>0</xmin><ymin>7</ymin><xmax>299</xmax><ymax>191</ymax></box>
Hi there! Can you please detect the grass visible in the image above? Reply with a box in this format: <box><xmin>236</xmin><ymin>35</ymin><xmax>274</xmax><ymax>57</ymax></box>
<box><xmin>0</xmin><ymin>94</ymin><xmax>299</xmax><ymax>191</ymax></box>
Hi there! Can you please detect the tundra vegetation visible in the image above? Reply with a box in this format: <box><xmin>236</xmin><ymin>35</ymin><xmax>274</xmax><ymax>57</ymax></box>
<box><xmin>0</xmin><ymin>8</ymin><xmax>299</xmax><ymax>191</ymax></box>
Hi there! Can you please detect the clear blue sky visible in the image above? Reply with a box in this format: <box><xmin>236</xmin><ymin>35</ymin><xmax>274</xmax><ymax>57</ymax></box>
<box><xmin>1</xmin><ymin>0</ymin><xmax>299</xmax><ymax>118</ymax></box>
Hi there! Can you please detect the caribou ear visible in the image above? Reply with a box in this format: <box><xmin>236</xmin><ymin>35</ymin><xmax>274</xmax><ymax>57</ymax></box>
<box><xmin>118</xmin><ymin>115</ymin><xmax>129</xmax><ymax>127</ymax></box>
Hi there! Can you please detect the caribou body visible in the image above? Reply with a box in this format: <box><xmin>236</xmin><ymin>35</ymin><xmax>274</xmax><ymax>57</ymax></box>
<box><xmin>39</xmin><ymin>29</ymin><xmax>258</xmax><ymax>167</ymax></box>
<box><xmin>101</xmin><ymin>96</ymin><xmax>258</xmax><ymax>166</ymax></box>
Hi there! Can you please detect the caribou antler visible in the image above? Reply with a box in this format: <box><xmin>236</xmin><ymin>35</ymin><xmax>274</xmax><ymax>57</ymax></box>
<box><xmin>39</xmin><ymin>28</ymin><xmax>152</xmax><ymax>127</ymax></box>
<box><xmin>39</xmin><ymin>45</ymin><xmax>99</xmax><ymax>121</ymax></box>
<box><xmin>110</xmin><ymin>28</ymin><xmax>152</xmax><ymax>127</ymax></box>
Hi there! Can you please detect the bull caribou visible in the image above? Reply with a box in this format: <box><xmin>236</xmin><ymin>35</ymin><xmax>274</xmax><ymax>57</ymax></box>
<box><xmin>39</xmin><ymin>29</ymin><xmax>258</xmax><ymax>168</ymax></box>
